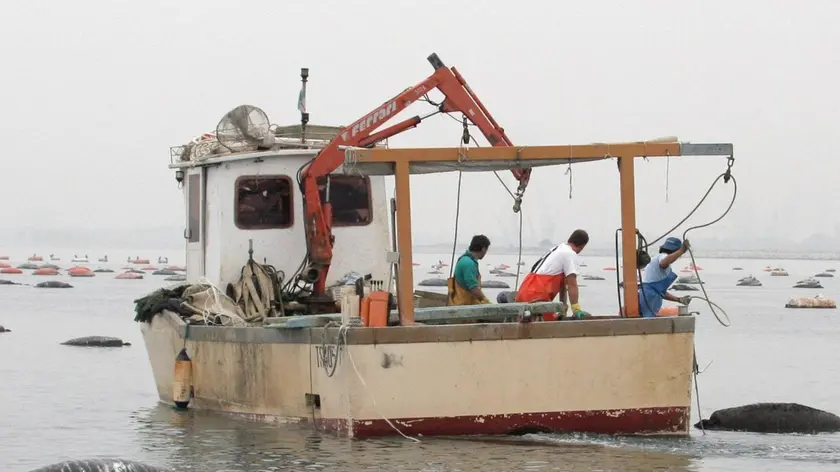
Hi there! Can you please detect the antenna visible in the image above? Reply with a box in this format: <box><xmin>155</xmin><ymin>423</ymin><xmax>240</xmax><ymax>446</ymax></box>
<box><xmin>299</xmin><ymin>67</ymin><xmax>309</xmax><ymax>145</ymax></box>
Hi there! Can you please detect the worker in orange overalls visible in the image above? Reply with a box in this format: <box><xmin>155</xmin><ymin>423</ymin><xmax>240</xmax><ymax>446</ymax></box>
<box><xmin>515</xmin><ymin>229</ymin><xmax>590</xmax><ymax>321</ymax></box>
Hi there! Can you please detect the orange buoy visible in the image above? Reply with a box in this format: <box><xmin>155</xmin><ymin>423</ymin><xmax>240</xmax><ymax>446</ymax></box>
<box><xmin>657</xmin><ymin>306</ymin><xmax>680</xmax><ymax>316</ymax></box>
<box><xmin>33</xmin><ymin>268</ymin><xmax>58</xmax><ymax>276</ymax></box>
<box><xmin>1</xmin><ymin>268</ymin><xmax>23</xmax><ymax>274</ymax></box>
<box><xmin>68</xmin><ymin>267</ymin><xmax>94</xmax><ymax>277</ymax></box>
<box><xmin>618</xmin><ymin>305</ymin><xmax>680</xmax><ymax>317</ymax></box>
<box><xmin>172</xmin><ymin>346</ymin><xmax>193</xmax><ymax>409</ymax></box>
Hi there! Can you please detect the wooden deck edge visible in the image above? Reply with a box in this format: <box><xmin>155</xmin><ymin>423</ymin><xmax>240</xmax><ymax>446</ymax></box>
<box><xmin>152</xmin><ymin>310</ymin><xmax>695</xmax><ymax>345</ymax></box>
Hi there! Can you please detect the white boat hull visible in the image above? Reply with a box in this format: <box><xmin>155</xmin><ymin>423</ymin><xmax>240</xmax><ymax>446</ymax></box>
<box><xmin>140</xmin><ymin>311</ymin><xmax>696</xmax><ymax>438</ymax></box>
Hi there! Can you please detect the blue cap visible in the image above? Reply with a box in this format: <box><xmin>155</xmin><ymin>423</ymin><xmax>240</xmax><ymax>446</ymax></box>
<box><xmin>661</xmin><ymin>237</ymin><xmax>682</xmax><ymax>252</ymax></box>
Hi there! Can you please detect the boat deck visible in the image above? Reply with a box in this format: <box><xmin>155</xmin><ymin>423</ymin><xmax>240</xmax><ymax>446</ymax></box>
<box><xmin>157</xmin><ymin>309</ymin><xmax>695</xmax><ymax>345</ymax></box>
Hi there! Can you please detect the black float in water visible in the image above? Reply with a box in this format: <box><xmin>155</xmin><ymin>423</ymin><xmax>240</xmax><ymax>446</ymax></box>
<box><xmin>695</xmin><ymin>403</ymin><xmax>840</xmax><ymax>434</ymax></box>
<box><xmin>28</xmin><ymin>458</ymin><xmax>172</xmax><ymax>471</ymax></box>
<box><xmin>61</xmin><ymin>336</ymin><xmax>130</xmax><ymax>347</ymax></box>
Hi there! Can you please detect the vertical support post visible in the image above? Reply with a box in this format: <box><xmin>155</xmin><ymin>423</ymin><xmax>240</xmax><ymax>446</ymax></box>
<box><xmin>394</xmin><ymin>160</ymin><xmax>415</xmax><ymax>325</ymax></box>
<box><xmin>618</xmin><ymin>155</ymin><xmax>640</xmax><ymax>317</ymax></box>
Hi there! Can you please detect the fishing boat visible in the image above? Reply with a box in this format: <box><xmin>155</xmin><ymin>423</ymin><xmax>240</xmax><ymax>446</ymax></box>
<box><xmin>135</xmin><ymin>53</ymin><xmax>734</xmax><ymax>439</ymax></box>
<box><xmin>736</xmin><ymin>275</ymin><xmax>762</xmax><ymax>287</ymax></box>
<box><xmin>793</xmin><ymin>277</ymin><xmax>823</xmax><ymax>289</ymax></box>
<box><xmin>71</xmin><ymin>254</ymin><xmax>89</xmax><ymax>263</ymax></box>
<box><xmin>488</xmin><ymin>263</ymin><xmax>510</xmax><ymax>274</ymax></box>
<box><xmin>676</xmin><ymin>274</ymin><xmax>702</xmax><ymax>284</ymax></box>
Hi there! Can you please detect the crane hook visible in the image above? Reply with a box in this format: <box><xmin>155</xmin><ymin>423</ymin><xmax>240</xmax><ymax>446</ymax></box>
<box><xmin>461</xmin><ymin>115</ymin><xmax>470</xmax><ymax>145</ymax></box>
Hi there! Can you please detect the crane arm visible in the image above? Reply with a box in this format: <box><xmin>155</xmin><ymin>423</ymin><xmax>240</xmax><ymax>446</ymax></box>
<box><xmin>299</xmin><ymin>53</ymin><xmax>532</xmax><ymax>296</ymax></box>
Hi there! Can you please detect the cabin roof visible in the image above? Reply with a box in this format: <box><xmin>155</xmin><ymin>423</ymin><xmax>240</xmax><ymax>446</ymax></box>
<box><xmin>169</xmin><ymin>148</ymin><xmax>319</xmax><ymax>170</ymax></box>
<box><xmin>168</xmin><ymin>122</ymin><xmax>395</xmax><ymax>170</ymax></box>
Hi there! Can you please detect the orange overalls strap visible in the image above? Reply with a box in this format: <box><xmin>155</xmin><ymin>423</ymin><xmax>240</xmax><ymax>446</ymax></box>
<box><xmin>515</xmin><ymin>246</ymin><xmax>566</xmax><ymax>321</ymax></box>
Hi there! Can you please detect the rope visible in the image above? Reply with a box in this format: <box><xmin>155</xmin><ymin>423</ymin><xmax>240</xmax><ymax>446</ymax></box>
<box><xmin>665</xmin><ymin>153</ymin><xmax>671</xmax><ymax>203</ymax></box>
<box><xmin>489</xmin><ymin>170</ymin><xmax>525</xmax><ymax>287</ymax></box>
<box><xmin>515</xmin><ymin>211</ymin><xmax>523</xmax><ymax>288</ymax></box>
<box><xmin>680</xmin><ymin>170</ymin><xmax>737</xmax><ymax>328</ymax></box>
<box><xmin>230</xmin><ymin>259</ymin><xmax>282</xmax><ymax>323</ymax></box>
<box><xmin>646</xmin><ymin>162</ymin><xmax>734</xmax><ymax>247</ymax></box>
<box><xmin>613</xmin><ymin>229</ymin><xmax>624</xmax><ymax>316</ymax></box>
<box><xmin>564</xmin><ymin>150</ymin><xmax>573</xmax><ymax>199</ymax></box>
<box><xmin>322</xmin><ymin>320</ymin><xmax>421</xmax><ymax>443</ymax></box>
<box><xmin>630</xmin><ymin>158</ymin><xmax>736</xmax><ymax>327</ymax></box>
<box><xmin>693</xmin><ymin>349</ymin><xmax>705</xmax><ymax>435</ymax></box>
<box><xmin>445</xmin><ymin>133</ymin><xmax>526</xmax><ymax>287</ymax></box>
<box><xmin>687</xmin><ymin>296</ymin><xmax>731</xmax><ymax>326</ymax></box>
<box><xmin>186</xmin><ymin>277</ymin><xmax>248</xmax><ymax>327</ymax></box>
<box><xmin>448</xmin><ymin>170</ymin><xmax>463</xmax><ymax>279</ymax></box>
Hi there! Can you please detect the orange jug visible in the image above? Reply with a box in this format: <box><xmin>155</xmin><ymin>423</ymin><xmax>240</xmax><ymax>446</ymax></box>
<box><xmin>361</xmin><ymin>296</ymin><xmax>372</xmax><ymax>326</ymax></box>
<box><xmin>367</xmin><ymin>291</ymin><xmax>390</xmax><ymax>327</ymax></box>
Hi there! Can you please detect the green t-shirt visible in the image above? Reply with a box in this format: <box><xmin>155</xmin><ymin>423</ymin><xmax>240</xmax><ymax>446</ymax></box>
<box><xmin>453</xmin><ymin>251</ymin><xmax>480</xmax><ymax>290</ymax></box>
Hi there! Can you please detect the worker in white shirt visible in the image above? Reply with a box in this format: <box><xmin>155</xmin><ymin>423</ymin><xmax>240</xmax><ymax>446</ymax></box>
<box><xmin>515</xmin><ymin>229</ymin><xmax>590</xmax><ymax>320</ymax></box>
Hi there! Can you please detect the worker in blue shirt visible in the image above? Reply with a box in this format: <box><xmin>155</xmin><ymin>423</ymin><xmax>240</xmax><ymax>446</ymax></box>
<box><xmin>638</xmin><ymin>236</ymin><xmax>693</xmax><ymax>317</ymax></box>
<box><xmin>448</xmin><ymin>235</ymin><xmax>492</xmax><ymax>305</ymax></box>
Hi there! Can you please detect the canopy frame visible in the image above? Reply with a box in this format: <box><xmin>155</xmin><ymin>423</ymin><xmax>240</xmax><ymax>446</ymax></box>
<box><xmin>342</xmin><ymin>141</ymin><xmax>734</xmax><ymax>324</ymax></box>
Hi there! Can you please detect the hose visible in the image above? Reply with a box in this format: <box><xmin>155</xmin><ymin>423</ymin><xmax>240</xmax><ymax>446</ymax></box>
<box><xmin>680</xmin><ymin>171</ymin><xmax>737</xmax><ymax>328</ymax></box>
<box><xmin>685</xmin><ymin>295</ymin><xmax>731</xmax><ymax>326</ymax></box>
<box><xmin>628</xmin><ymin>157</ymin><xmax>736</xmax><ymax>327</ymax></box>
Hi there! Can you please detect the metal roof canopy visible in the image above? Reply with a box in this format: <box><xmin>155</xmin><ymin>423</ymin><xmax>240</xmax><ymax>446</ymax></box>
<box><xmin>340</xmin><ymin>142</ymin><xmax>733</xmax><ymax>175</ymax></box>
<box><xmin>340</xmin><ymin>140</ymin><xmax>735</xmax><ymax>324</ymax></box>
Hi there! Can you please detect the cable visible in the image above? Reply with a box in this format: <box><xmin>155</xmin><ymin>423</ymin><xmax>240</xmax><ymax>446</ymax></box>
<box><xmin>681</xmin><ymin>171</ymin><xmax>737</xmax><ymax>328</ymax></box>
<box><xmin>621</xmin><ymin>158</ymin><xmax>736</xmax><ymax>325</ymax></box>
<box><xmin>322</xmin><ymin>320</ymin><xmax>421</xmax><ymax>442</ymax></box>
<box><xmin>448</xmin><ymin>170</ymin><xmax>463</xmax><ymax>279</ymax></box>
<box><xmin>683</xmin><ymin>250</ymin><xmax>732</xmax><ymax>328</ymax></box>
<box><xmin>693</xmin><ymin>350</ymin><xmax>706</xmax><ymax>436</ymax></box>
<box><xmin>515</xmin><ymin>210</ymin><xmax>524</xmax><ymax>288</ymax></box>
<box><xmin>686</xmin><ymin>294</ymin><xmax>731</xmax><ymax>327</ymax></box>
<box><xmin>489</xmin><ymin>165</ymin><xmax>525</xmax><ymax>287</ymax></box>
<box><xmin>614</xmin><ymin>229</ymin><xmax>624</xmax><ymax>316</ymax></box>
<box><xmin>465</xmin><ymin>135</ymin><xmax>525</xmax><ymax>287</ymax></box>
<box><xmin>646</xmin><ymin>164</ymin><xmax>734</xmax><ymax>247</ymax></box>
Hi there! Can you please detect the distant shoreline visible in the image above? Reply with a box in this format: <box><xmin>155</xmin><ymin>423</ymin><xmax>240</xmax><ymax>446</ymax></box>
<box><xmin>414</xmin><ymin>246</ymin><xmax>840</xmax><ymax>261</ymax></box>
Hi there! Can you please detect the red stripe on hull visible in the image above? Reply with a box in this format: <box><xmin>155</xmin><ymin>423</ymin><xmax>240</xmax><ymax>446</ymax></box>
<box><xmin>314</xmin><ymin>406</ymin><xmax>690</xmax><ymax>438</ymax></box>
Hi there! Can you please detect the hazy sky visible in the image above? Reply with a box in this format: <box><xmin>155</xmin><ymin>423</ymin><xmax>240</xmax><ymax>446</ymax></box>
<box><xmin>2</xmin><ymin>0</ymin><xmax>839</xmax><ymax>247</ymax></box>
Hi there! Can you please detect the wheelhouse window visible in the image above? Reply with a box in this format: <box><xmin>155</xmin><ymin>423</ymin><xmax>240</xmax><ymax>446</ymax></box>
<box><xmin>317</xmin><ymin>175</ymin><xmax>372</xmax><ymax>226</ymax></box>
<box><xmin>235</xmin><ymin>176</ymin><xmax>293</xmax><ymax>230</ymax></box>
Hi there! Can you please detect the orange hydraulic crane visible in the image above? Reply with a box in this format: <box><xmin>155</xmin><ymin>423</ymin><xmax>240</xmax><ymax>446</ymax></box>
<box><xmin>297</xmin><ymin>53</ymin><xmax>532</xmax><ymax>298</ymax></box>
